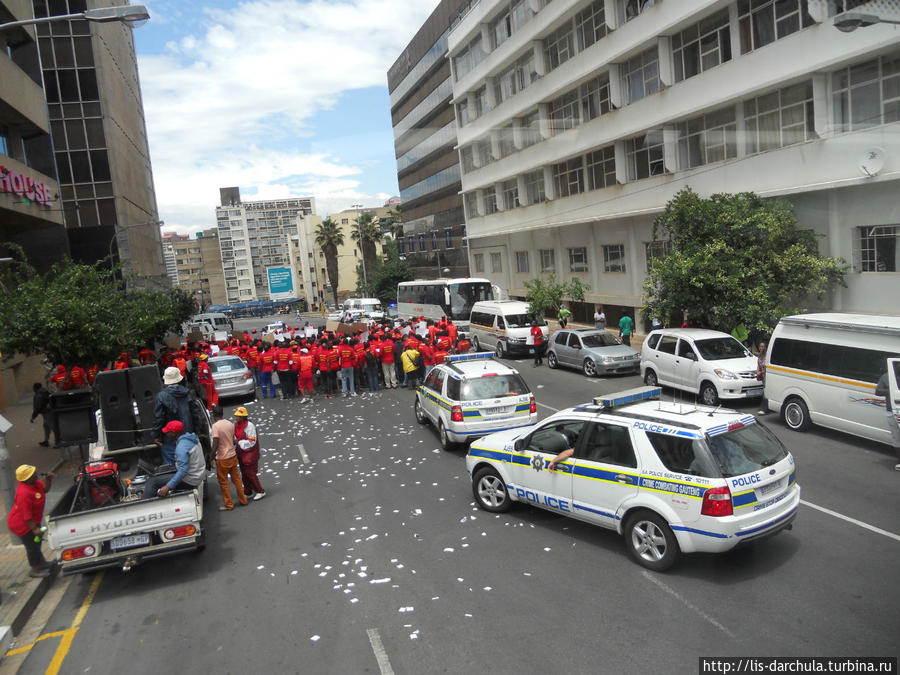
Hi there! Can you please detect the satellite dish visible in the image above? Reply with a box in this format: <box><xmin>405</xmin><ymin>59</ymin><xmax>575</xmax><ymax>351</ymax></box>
<box><xmin>859</xmin><ymin>148</ymin><xmax>885</xmax><ymax>177</ymax></box>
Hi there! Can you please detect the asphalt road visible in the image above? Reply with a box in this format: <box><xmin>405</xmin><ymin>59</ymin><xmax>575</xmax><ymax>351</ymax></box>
<box><xmin>15</xmin><ymin>322</ymin><xmax>900</xmax><ymax>674</ymax></box>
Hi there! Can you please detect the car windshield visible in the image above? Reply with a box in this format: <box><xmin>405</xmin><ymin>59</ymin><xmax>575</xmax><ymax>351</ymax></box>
<box><xmin>703</xmin><ymin>422</ymin><xmax>788</xmax><ymax>478</ymax></box>
<box><xmin>694</xmin><ymin>337</ymin><xmax>750</xmax><ymax>360</ymax></box>
<box><xmin>582</xmin><ymin>332</ymin><xmax>620</xmax><ymax>348</ymax></box>
<box><xmin>460</xmin><ymin>373</ymin><xmax>529</xmax><ymax>401</ymax></box>
<box><xmin>209</xmin><ymin>358</ymin><xmax>245</xmax><ymax>374</ymax></box>
<box><xmin>504</xmin><ymin>313</ymin><xmax>545</xmax><ymax>329</ymax></box>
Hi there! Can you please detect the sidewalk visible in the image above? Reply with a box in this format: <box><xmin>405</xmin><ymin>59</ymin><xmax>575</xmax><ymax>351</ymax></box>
<box><xmin>0</xmin><ymin>396</ymin><xmax>79</xmax><ymax>654</ymax></box>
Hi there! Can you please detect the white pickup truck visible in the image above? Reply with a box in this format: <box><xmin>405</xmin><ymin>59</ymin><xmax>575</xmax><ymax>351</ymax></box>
<box><xmin>45</xmin><ymin>366</ymin><xmax>210</xmax><ymax>575</ymax></box>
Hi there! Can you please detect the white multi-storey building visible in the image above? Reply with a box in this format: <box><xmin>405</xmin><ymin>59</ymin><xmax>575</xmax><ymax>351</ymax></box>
<box><xmin>448</xmin><ymin>0</ymin><xmax>900</xmax><ymax>326</ymax></box>
<box><xmin>215</xmin><ymin>187</ymin><xmax>315</xmax><ymax>305</ymax></box>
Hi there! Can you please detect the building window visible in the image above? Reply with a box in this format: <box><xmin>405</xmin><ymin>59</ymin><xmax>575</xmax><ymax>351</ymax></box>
<box><xmin>397</xmin><ymin>238</ymin><xmax>405</xmax><ymax>254</ymax></box>
<box><xmin>645</xmin><ymin>240</ymin><xmax>673</xmax><ymax>272</ymax></box>
<box><xmin>341</xmin><ymin>218</ymin><xmax>348</xmax><ymax>224</ymax></box>
<box><xmin>738</xmin><ymin>0</ymin><xmax>815</xmax><ymax>55</ymax></box>
<box><xmin>465</xmin><ymin>192</ymin><xmax>480</xmax><ymax>219</ymax></box>
<box><xmin>539</xmin><ymin>249</ymin><xmax>555</xmax><ymax>273</ymax></box>
<box><xmin>456</xmin><ymin>100</ymin><xmax>469</xmax><ymax>127</ymax></box>
<box><xmin>445</xmin><ymin>227</ymin><xmax>453</xmax><ymax>248</ymax></box>
<box><xmin>744</xmin><ymin>81</ymin><xmax>815</xmax><ymax>153</ymax></box>
<box><xmin>553</xmin><ymin>157</ymin><xmax>585</xmax><ymax>198</ymax></box>
<box><xmin>407</xmin><ymin>236</ymin><xmax>415</xmax><ymax>253</ymax></box>
<box><xmin>516</xmin><ymin>251</ymin><xmax>530</xmax><ymax>273</ymax></box>
<box><xmin>575</xmin><ymin>1</ymin><xmax>608</xmax><ymax>51</ymax></box>
<box><xmin>550</xmin><ymin>89</ymin><xmax>580</xmax><ymax>135</ymax></box>
<box><xmin>490</xmin><ymin>7</ymin><xmax>512</xmax><ymax>49</ymax></box>
<box><xmin>524</xmin><ymin>170</ymin><xmax>546</xmax><ymax>204</ymax></box>
<box><xmin>474</xmin><ymin>86</ymin><xmax>489</xmax><ymax>118</ymax></box>
<box><xmin>619</xmin><ymin>0</ymin><xmax>655</xmax><ymax>24</ymax></box>
<box><xmin>581</xmin><ymin>74</ymin><xmax>611</xmax><ymax>123</ymax></box>
<box><xmin>419</xmin><ymin>234</ymin><xmax>426</xmax><ymax>251</ymax></box>
<box><xmin>431</xmin><ymin>231</ymin><xmax>438</xmax><ymax>250</ymax></box>
<box><xmin>859</xmin><ymin>225</ymin><xmax>898</xmax><ymax>272</ymax></box>
<box><xmin>677</xmin><ymin>106</ymin><xmax>737</xmax><ymax>169</ymax></box>
<box><xmin>498</xmin><ymin>124</ymin><xmax>516</xmax><ymax>159</ymax></box>
<box><xmin>833</xmin><ymin>54</ymin><xmax>900</xmax><ymax>132</ymax></box>
<box><xmin>673</xmin><ymin>10</ymin><xmax>731</xmax><ymax>82</ymax></box>
<box><xmin>568</xmin><ymin>247</ymin><xmax>588</xmax><ymax>272</ymax></box>
<box><xmin>586</xmin><ymin>146</ymin><xmax>616</xmax><ymax>190</ymax></box>
<box><xmin>484</xmin><ymin>190</ymin><xmax>499</xmax><ymax>215</ymax></box>
<box><xmin>545</xmin><ymin>22</ymin><xmax>575</xmax><ymax>71</ymax></box>
<box><xmin>623</xmin><ymin>47</ymin><xmax>661</xmax><ymax>104</ymax></box>
<box><xmin>519</xmin><ymin>110</ymin><xmax>542</xmax><ymax>148</ymax></box>
<box><xmin>603</xmin><ymin>244</ymin><xmax>626</xmax><ymax>273</ymax></box>
<box><xmin>502</xmin><ymin>180</ymin><xmax>519</xmax><ymax>209</ymax></box>
<box><xmin>490</xmin><ymin>252</ymin><xmax>503</xmax><ymax>273</ymax></box>
<box><xmin>626</xmin><ymin>131</ymin><xmax>665</xmax><ymax>180</ymax></box>
<box><xmin>474</xmin><ymin>253</ymin><xmax>485</xmax><ymax>273</ymax></box>
<box><xmin>461</xmin><ymin>145</ymin><xmax>477</xmax><ymax>173</ymax></box>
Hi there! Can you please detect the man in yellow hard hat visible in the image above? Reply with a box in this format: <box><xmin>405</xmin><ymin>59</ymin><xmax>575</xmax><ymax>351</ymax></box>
<box><xmin>6</xmin><ymin>465</ymin><xmax>55</xmax><ymax>577</ymax></box>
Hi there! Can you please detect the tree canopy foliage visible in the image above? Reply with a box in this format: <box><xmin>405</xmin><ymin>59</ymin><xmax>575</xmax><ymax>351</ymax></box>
<box><xmin>642</xmin><ymin>189</ymin><xmax>846</xmax><ymax>333</ymax></box>
<box><xmin>0</xmin><ymin>249</ymin><xmax>194</xmax><ymax>366</ymax></box>
<box><xmin>524</xmin><ymin>274</ymin><xmax>590</xmax><ymax>320</ymax></box>
<box><xmin>314</xmin><ymin>218</ymin><xmax>344</xmax><ymax>307</ymax></box>
<box><xmin>351</xmin><ymin>212</ymin><xmax>383</xmax><ymax>291</ymax></box>
<box><xmin>368</xmin><ymin>238</ymin><xmax>413</xmax><ymax>305</ymax></box>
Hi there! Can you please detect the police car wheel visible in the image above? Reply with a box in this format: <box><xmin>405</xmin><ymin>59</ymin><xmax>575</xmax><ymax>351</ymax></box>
<box><xmin>414</xmin><ymin>397</ymin><xmax>428</xmax><ymax>425</ymax></box>
<box><xmin>439</xmin><ymin>421</ymin><xmax>455</xmax><ymax>450</ymax></box>
<box><xmin>583</xmin><ymin>359</ymin><xmax>596</xmax><ymax>377</ymax></box>
<box><xmin>699</xmin><ymin>382</ymin><xmax>718</xmax><ymax>406</ymax></box>
<box><xmin>472</xmin><ymin>467</ymin><xmax>511</xmax><ymax>513</ymax></box>
<box><xmin>782</xmin><ymin>396</ymin><xmax>810</xmax><ymax>432</ymax></box>
<box><xmin>625</xmin><ymin>511</ymin><xmax>679</xmax><ymax>572</ymax></box>
<box><xmin>547</xmin><ymin>352</ymin><xmax>558</xmax><ymax>369</ymax></box>
<box><xmin>644</xmin><ymin>369</ymin><xmax>658</xmax><ymax>387</ymax></box>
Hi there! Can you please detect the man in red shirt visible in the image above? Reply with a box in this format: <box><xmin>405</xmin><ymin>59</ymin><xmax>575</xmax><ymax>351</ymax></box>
<box><xmin>297</xmin><ymin>349</ymin><xmax>315</xmax><ymax>402</ymax></box>
<box><xmin>197</xmin><ymin>353</ymin><xmax>218</xmax><ymax>410</ymax></box>
<box><xmin>66</xmin><ymin>365</ymin><xmax>88</xmax><ymax>389</ymax></box>
<box><xmin>245</xmin><ymin>343</ymin><xmax>260</xmax><ymax>388</ymax></box>
<box><xmin>275</xmin><ymin>341</ymin><xmax>293</xmax><ymax>399</ymax></box>
<box><xmin>259</xmin><ymin>345</ymin><xmax>276</xmax><ymax>398</ymax></box>
<box><xmin>379</xmin><ymin>334</ymin><xmax>398</xmax><ymax>389</ymax></box>
<box><xmin>138</xmin><ymin>346</ymin><xmax>156</xmax><ymax>366</ymax></box>
<box><xmin>339</xmin><ymin>339</ymin><xmax>357</xmax><ymax>397</ymax></box>
<box><xmin>49</xmin><ymin>365</ymin><xmax>67</xmax><ymax>392</ymax></box>
<box><xmin>530</xmin><ymin>319</ymin><xmax>545</xmax><ymax>367</ymax></box>
<box><xmin>6</xmin><ymin>465</ymin><xmax>55</xmax><ymax>577</ymax></box>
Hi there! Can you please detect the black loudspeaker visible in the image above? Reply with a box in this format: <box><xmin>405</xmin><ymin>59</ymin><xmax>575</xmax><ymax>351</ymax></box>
<box><xmin>95</xmin><ymin>370</ymin><xmax>134</xmax><ymax>451</ymax></box>
<box><xmin>129</xmin><ymin>365</ymin><xmax>161</xmax><ymax>446</ymax></box>
<box><xmin>50</xmin><ymin>389</ymin><xmax>97</xmax><ymax>445</ymax></box>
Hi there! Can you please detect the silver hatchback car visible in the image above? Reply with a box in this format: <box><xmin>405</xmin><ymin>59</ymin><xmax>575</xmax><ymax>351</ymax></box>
<box><xmin>208</xmin><ymin>355</ymin><xmax>255</xmax><ymax>401</ymax></box>
<box><xmin>547</xmin><ymin>329</ymin><xmax>641</xmax><ymax>377</ymax></box>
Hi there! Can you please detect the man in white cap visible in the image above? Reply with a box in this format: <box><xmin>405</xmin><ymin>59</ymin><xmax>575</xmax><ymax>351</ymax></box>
<box><xmin>152</xmin><ymin>366</ymin><xmax>204</xmax><ymax>465</ymax></box>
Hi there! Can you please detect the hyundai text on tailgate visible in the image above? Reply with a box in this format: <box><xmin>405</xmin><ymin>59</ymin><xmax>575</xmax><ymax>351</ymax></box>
<box><xmin>466</xmin><ymin>387</ymin><xmax>799</xmax><ymax>571</ymax></box>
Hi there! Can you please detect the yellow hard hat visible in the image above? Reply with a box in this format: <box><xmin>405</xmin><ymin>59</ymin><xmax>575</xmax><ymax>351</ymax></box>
<box><xmin>16</xmin><ymin>465</ymin><xmax>36</xmax><ymax>482</ymax></box>
<box><xmin>234</xmin><ymin>407</ymin><xmax>248</xmax><ymax>417</ymax></box>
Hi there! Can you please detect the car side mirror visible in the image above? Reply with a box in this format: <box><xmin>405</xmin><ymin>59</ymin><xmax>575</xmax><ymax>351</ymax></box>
<box><xmin>686</xmin><ymin>352</ymin><xmax>697</xmax><ymax>361</ymax></box>
<box><xmin>514</xmin><ymin>438</ymin><xmax>526</xmax><ymax>451</ymax></box>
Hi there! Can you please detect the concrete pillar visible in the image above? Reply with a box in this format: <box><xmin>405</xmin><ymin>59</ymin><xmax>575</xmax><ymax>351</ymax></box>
<box><xmin>812</xmin><ymin>73</ymin><xmax>829</xmax><ymax>138</ymax></box>
<box><xmin>481</xmin><ymin>24</ymin><xmax>492</xmax><ymax>52</ymax></box>
<box><xmin>495</xmin><ymin>184</ymin><xmax>506</xmax><ymax>212</ymax></box>
<box><xmin>657</xmin><ymin>36</ymin><xmax>673</xmax><ymax>88</ymax></box>
<box><xmin>485</xmin><ymin>76</ymin><xmax>498</xmax><ymax>109</ymax></box>
<box><xmin>490</xmin><ymin>129</ymin><xmax>501</xmax><ymax>161</ymax></box>
<box><xmin>532</xmin><ymin>40</ymin><xmax>547</xmax><ymax>77</ymax></box>
<box><xmin>663</xmin><ymin>126</ymin><xmax>677</xmax><ymax>174</ymax></box>
<box><xmin>734</xmin><ymin>101</ymin><xmax>747</xmax><ymax>158</ymax></box>
<box><xmin>517</xmin><ymin>174</ymin><xmax>530</xmax><ymax>207</ymax></box>
<box><xmin>538</xmin><ymin>102</ymin><xmax>551</xmax><ymax>139</ymax></box>
<box><xmin>728</xmin><ymin>3</ymin><xmax>742</xmax><ymax>60</ymax></box>
<box><xmin>614</xmin><ymin>140</ymin><xmax>628</xmax><ymax>184</ymax></box>
<box><xmin>543</xmin><ymin>165</ymin><xmax>556</xmax><ymax>201</ymax></box>
<box><xmin>512</xmin><ymin>118</ymin><xmax>524</xmax><ymax>149</ymax></box>
<box><xmin>605</xmin><ymin>0</ymin><xmax>619</xmax><ymax>30</ymax></box>
<box><xmin>475</xmin><ymin>190</ymin><xmax>486</xmax><ymax>215</ymax></box>
<box><xmin>608</xmin><ymin>63</ymin><xmax>622</xmax><ymax>109</ymax></box>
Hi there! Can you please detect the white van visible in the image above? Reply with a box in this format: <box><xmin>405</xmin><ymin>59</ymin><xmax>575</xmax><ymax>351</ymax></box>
<box><xmin>469</xmin><ymin>301</ymin><xmax>548</xmax><ymax>358</ymax></box>
<box><xmin>192</xmin><ymin>313</ymin><xmax>232</xmax><ymax>332</ymax></box>
<box><xmin>764</xmin><ymin>313</ymin><xmax>900</xmax><ymax>444</ymax></box>
<box><xmin>342</xmin><ymin>297</ymin><xmax>384</xmax><ymax>321</ymax></box>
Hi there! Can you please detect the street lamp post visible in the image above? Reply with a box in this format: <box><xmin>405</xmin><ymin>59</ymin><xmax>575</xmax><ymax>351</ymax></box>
<box><xmin>833</xmin><ymin>10</ymin><xmax>900</xmax><ymax>31</ymax></box>
<box><xmin>0</xmin><ymin>5</ymin><xmax>150</xmax><ymax>32</ymax></box>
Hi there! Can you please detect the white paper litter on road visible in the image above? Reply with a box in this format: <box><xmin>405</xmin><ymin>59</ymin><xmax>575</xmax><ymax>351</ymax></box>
<box><xmin>310</xmin><ymin>635</ymin><xmax>320</xmax><ymax>642</ymax></box>
<box><xmin>370</xmin><ymin>578</ymin><xmax>391</xmax><ymax>584</ymax></box>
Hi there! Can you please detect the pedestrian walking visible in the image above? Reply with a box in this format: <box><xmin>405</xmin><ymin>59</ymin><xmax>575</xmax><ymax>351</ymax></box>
<box><xmin>196</xmin><ymin>353</ymin><xmax>218</xmax><ymax>411</ymax></box>
<box><xmin>530</xmin><ymin>320</ymin><xmax>545</xmax><ymax>367</ymax></box>
<box><xmin>401</xmin><ymin>343</ymin><xmax>421</xmax><ymax>389</ymax></box>
<box><xmin>618</xmin><ymin>312</ymin><xmax>634</xmax><ymax>347</ymax></box>
<box><xmin>7</xmin><ymin>465</ymin><xmax>55</xmax><ymax>577</ymax></box>
<box><xmin>234</xmin><ymin>407</ymin><xmax>266</xmax><ymax>500</ymax></box>
<box><xmin>30</xmin><ymin>382</ymin><xmax>55</xmax><ymax>447</ymax></box>
<box><xmin>594</xmin><ymin>308</ymin><xmax>606</xmax><ymax>330</ymax></box>
<box><xmin>558</xmin><ymin>305</ymin><xmax>571</xmax><ymax>329</ymax></box>
<box><xmin>211</xmin><ymin>406</ymin><xmax>246</xmax><ymax>510</ymax></box>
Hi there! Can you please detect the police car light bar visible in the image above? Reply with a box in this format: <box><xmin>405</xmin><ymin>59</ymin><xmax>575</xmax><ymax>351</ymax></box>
<box><xmin>445</xmin><ymin>351</ymin><xmax>495</xmax><ymax>363</ymax></box>
<box><xmin>593</xmin><ymin>386</ymin><xmax>661</xmax><ymax>409</ymax></box>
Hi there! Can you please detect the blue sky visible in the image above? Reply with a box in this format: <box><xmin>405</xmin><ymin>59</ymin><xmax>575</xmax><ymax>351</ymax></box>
<box><xmin>133</xmin><ymin>0</ymin><xmax>441</xmax><ymax>235</ymax></box>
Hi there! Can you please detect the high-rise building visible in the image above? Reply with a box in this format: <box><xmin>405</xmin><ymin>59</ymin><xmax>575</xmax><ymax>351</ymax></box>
<box><xmin>387</xmin><ymin>0</ymin><xmax>471</xmax><ymax>280</ymax></box>
<box><xmin>215</xmin><ymin>187</ymin><xmax>315</xmax><ymax>305</ymax></box>
<box><xmin>34</xmin><ymin>0</ymin><xmax>165</xmax><ymax>286</ymax></box>
<box><xmin>196</xmin><ymin>228</ymin><xmax>227</xmax><ymax>308</ymax></box>
<box><xmin>449</xmin><ymin>0</ymin><xmax>900</xmax><ymax>323</ymax></box>
<box><xmin>161</xmin><ymin>232</ymin><xmax>186</xmax><ymax>286</ymax></box>
<box><xmin>288</xmin><ymin>214</ymin><xmax>323</xmax><ymax>311</ymax></box>
<box><xmin>0</xmin><ymin>0</ymin><xmax>67</xmax><ymax>272</ymax></box>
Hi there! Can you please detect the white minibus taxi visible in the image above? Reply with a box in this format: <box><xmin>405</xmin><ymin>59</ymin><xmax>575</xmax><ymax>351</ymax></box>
<box><xmin>764</xmin><ymin>313</ymin><xmax>900</xmax><ymax>444</ymax></box>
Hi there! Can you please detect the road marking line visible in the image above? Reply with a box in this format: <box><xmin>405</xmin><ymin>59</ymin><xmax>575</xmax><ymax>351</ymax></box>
<box><xmin>641</xmin><ymin>571</ymin><xmax>735</xmax><ymax>638</ymax></box>
<box><xmin>46</xmin><ymin>571</ymin><xmax>104</xmax><ymax>675</ymax></box>
<box><xmin>298</xmin><ymin>443</ymin><xmax>310</xmax><ymax>464</ymax></box>
<box><xmin>366</xmin><ymin>628</ymin><xmax>396</xmax><ymax>675</ymax></box>
<box><xmin>537</xmin><ymin>403</ymin><xmax>560</xmax><ymax>412</ymax></box>
<box><xmin>801</xmin><ymin>499</ymin><xmax>900</xmax><ymax>542</ymax></box>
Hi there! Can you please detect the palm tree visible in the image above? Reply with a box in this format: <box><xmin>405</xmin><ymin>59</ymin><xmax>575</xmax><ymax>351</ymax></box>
<box><xmin>385</xmin><ymin>204</ymin><xmax>403</xmax><ymax>239</ymax></box>
<box><xmin>315</xmin><ymin>218</ymin><xmax>344</xmax><ymax>308</ymax></box>
<box><xmin>350</xmin><ymin>212</ymin><xmax>383</xmax><ymax>292</ymax></box>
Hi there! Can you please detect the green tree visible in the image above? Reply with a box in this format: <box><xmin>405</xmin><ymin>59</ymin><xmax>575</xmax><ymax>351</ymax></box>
<box><xmin>524</xmin><ymin>274</ymin><xmax>590</xmax><ymax>320</ymax></box>
<box><xmin>384</xmin><ymin>204</ymin><xmax>404</xmax><ymax>239</ymax></box>
<box><xmin>642</xmin><ymin>188</ymin><xmax>846</xmax><ymax>334</ymax></box>
<box><xmin>351</xmin><ymin>212</ymin><xmax>383</xmax><ymax>291</ymax></box>
<box><xmin>0</xmin><ymin>253</ymin><xmax>194</xmax><ymax>367</ymax></box>
<box><xmin>314</xmin><ymin>217</ymin><xmax>344</xmax><ymax>308</ymax></box>
<box><xmin>370</xmin><ymin>238</ymin><xmax>413</xmax><ymax>305</ymax></box>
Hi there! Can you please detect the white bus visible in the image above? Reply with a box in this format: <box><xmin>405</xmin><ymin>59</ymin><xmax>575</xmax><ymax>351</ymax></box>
<box><xmin>764</xmin><ymin>313</ymin><xmax>900</xmax><ymax>445</ymax></box>
<box><xmin>397</xmin><ymin>278</ymin><xmax>494</xmax><ymax>335</ymax></box>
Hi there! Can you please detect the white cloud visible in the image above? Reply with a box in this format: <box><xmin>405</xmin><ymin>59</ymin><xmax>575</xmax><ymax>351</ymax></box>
<box><xmin>139</xmin><ymin>0</ymin><xmax>439</xmax><ymax>233</ymax></box>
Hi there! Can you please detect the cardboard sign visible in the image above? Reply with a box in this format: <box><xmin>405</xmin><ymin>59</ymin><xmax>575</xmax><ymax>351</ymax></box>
<box><xmin>262</xmin><ymin>333</ymin><xmax>277</xmax><ymax>345</ymax></box>
<box><xmin>325</xmin><ymin>320</ymin><xmax>341</xmax><ymax>332</ymax></box>
<box><xmin>164</xmin><ymin>336</ymin><xmax>183</xmax><ymax>351</ymax></box>
<box><xmin>351</xmin><ymin>322</ymin><xmax>368</xmax><ymax>334</ymax></box>
<box><xmin>214</xmin><ymin>330</ymin><xmax>228</xmax><ymax>343</ymax></box>
<box><xmin>187</xmin><ymin>331</ymin><xmax>203</xmax><ymax>343</ymax></box>
<box><xmin>232</xmin><ymin>330</ymin><xmax>244</xmax><ymax>341</ymax></box>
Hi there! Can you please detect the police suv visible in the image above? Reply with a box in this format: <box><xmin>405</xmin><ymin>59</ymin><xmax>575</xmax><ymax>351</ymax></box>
<box><xmin>466</xmin><ymin>386</ymin><xmax>799</xmax><ymax>571</ymax></box>
<box><xmin>415</xmin><ymin>352</ymin><xmax>537</xmax><ymax>450</ymax></box>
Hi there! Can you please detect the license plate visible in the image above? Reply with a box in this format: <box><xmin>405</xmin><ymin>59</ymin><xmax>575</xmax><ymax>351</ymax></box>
<box><xmin>756</xmin><ymin>479</ymin><xmax>783</xmax><ymax>497</ymax></box>
<box><xmin>110</xmin><ymin>533</ymin><xmax>150</xmax><ymax>551</ymax></box>
<box><xmin>746</xmin><ymin>388</ymin><xmax>763</xmax><ymax>396</ymax></box>
<box><xmin>485</xmin><ymin>405</ymin><xmax>514</xmax><ymax>416</ymax></box>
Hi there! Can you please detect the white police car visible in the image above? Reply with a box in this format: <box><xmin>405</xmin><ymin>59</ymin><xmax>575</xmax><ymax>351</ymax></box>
<box><xmin>415</xmin><ymin>352</ymin><xmax>537</xmax><ymax>450</ymax></box>
<box><xmin>466</xmin><ymin>386</ymin><xmax>799</xmax><ymax>571</ymax></box>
